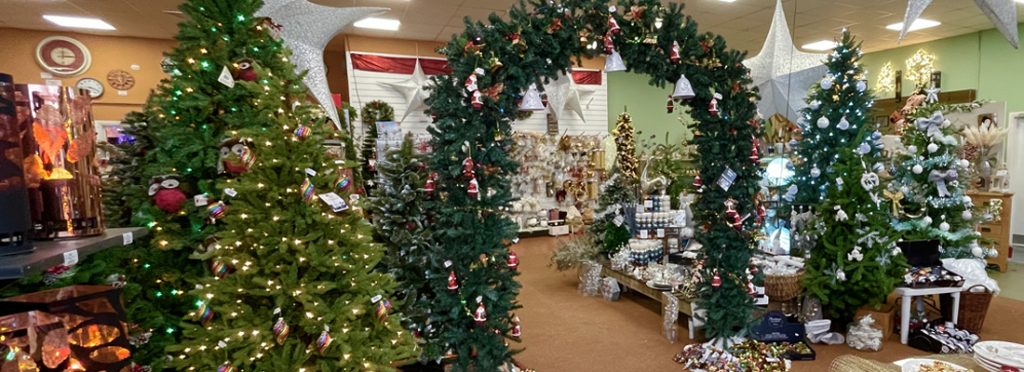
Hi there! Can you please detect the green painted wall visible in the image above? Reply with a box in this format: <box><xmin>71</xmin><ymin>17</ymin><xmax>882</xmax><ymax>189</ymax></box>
<box><xmin>606</xmin><ymin>72</ymin><xmax>695</xmax><ymax>147</ymax></box>
<box><xmin>861</xmin><ymin>25</ymin><xmax>1024</xmax><ymax>114</ymax></box>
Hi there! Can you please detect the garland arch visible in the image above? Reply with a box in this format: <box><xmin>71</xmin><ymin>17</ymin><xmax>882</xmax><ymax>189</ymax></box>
<box><xmin>424</xmin><ymin>0</ymin><xmax>762</xmax><ymax>367</ymax></box>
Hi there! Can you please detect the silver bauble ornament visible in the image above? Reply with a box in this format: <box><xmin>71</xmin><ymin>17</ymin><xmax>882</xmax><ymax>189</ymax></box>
<box><xmin>922</xmin><ymin>216</ymin><xmax>933</xmax><ymax>226</ymax></box>
<box><xmin>927</xmin><ymin>143</ymin><xmax>939</xmax><ymax>153</ymax></box>
<box><xmin>856</xmin><ymin>80</ymin><xmax>867</xmax><ymax>92</ymax></box>
<box><xmin>816</xmin><ymin>116</ymin><xmax>830</xmax><ymax>129</ymax></box>
<box><xmin>939</xmin><ymin>221</ymin><xmax>950</xmax><ymax>231</ymax></box>
<box><xmin>820</xmin><ymin>76</ymin><xmax>834</xmax><ymax>90</ymax></box>
<box><xmin>962</xmin><ymin>210</ymin><xmax>973</xmax><ymax>220</ymax></box>
<box><xmin>912</xmin><ymin>164</ymin><xmax>924</xmax><ymax>174</ymax></box>
<box><xmin>810</xmin><ymin>165</ymin><xmax>821</xmax><ymax>178</ymax></box>
<box><xmin>907</xmin><ymin>145</ymin><xmax>918</xmax><ymax>154</ymax></box>
<box><xmin>837</xmin><ymin>116</ymin><xmax>850</xmax><ymax>130</ymax></box>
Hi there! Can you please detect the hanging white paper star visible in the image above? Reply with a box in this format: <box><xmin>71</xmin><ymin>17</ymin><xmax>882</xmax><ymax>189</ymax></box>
<box><xmin>899</xmin><ymin>0</ymin><xmax>1018</xmax><ymax>49</ymax></box>
<box><xmin>257</xmin><ymin>0</ymin><xmax>385</xmax><ymax>128</ymax></box>
<box><xmin>544</xmin><ymin>70</ymin><xmax>593</xmax><ymax>123</ymax></box>
<box><xmin>742</xmin><ymin>0</ymin><xmax>827</xmax><ymax>123</ymax></box>
<box><xmin>381</xmin><ymin>60</ymin><xmax>431</xmax><ymax>123</ymax></box>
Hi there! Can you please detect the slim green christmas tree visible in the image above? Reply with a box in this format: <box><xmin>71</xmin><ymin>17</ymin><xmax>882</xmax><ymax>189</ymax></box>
<box><xmin>593</xmin><ymin>112</ymin><xmax>641</xmax><ymax>255</ymax></box>
<box><xmin>891</xmin><ymin>92</ymin><xmax>985</xmax><ymax>259</ymax></box>
<box><xmin>369</xmin><ymin>132</ymin><xmax>437</xmax><ymax>358</ymax></box>
<box><xmin>132</xmin><ymin>0</ymin><xmax>415</xmax><ymax>369</ymax></box>
<box><xmin>793</xmin><ymin>31</ymin><xmax>871</xmax><ymax>204</ymax></box>
<box><xmin>359</xmin><ymin>100</ymin><xmax>395</xmax><ymax>195</ymax></box>
<box><xmin>102</xmin><ymin>111</ymin><xmax>152</xmax><ymax>227</ymax></box>
<box><xmin>801</xmin><ymin>31</ymin><xmax>907</xmax><ymax>323</ymax></box>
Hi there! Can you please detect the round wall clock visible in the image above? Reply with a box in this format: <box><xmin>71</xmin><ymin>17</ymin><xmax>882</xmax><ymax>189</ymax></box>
<box><xmin>75</xmin><ymin>77</ymin><xmax>104</xmax><ymax>98</ymax></box>
<box><xmin>35</xmin><ymin>36</ymin><xmax>92</xmax><ymax>77</ymax></box>
<box><xmin>106</xmin><ymin>69</ymin><xmax>135</xmax><ymax>90</ymax></box>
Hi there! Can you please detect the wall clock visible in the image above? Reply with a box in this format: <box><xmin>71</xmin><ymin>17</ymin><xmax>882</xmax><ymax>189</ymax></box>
<box><xmin>75</xmin><ymin>77</ymin><xmax>104</xmax><ymax>98</ymax></box>
<box><xmin>35</xmin><ymin>36</ymin><xmax>92</xmax><ymax>77</ymax></box>
<box><xmin>106</xmin><ymin>69</ymin><xmax>135</xmax><ymax>90</ymax></box>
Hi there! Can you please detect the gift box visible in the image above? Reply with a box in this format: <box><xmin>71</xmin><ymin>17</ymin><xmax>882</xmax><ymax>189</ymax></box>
<box><xmin>14</xmin><ymin>84</ymin><xmax>104</xmax><ymax>239</ymax></box>
<box><xmin>1</xmin><ymin>285</ymin><xmax>130</xmax><ymax>371</ymax></box>
<box><xmin>855</xmin><ymin>302</ymin><xmax>897</xmax><ymax>340</ymax></box>
<box><xmin>0</xmin><ymin>310</ymin><xmax>71</xmax><ymax>371</ymax></box>
<box><xmin>0</xmin><ymin>73</ymin><xmax>33</xmax><ymax>255</ymax></box>
<box><xmin>752</xmin><ymin>311</ymin><xmax>816</xmax><ymax>361</ymax></box>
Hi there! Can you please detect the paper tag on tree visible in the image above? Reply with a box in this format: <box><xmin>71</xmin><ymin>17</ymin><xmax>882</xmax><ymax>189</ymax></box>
<box><xmin>194</xmin><ymin>194</ymin><xmax>209</xmax><ymax>207</ymax></box>
<box><xmin>63</xmin><ymin>250</ymin><xmax>79</xmax><ymax>266</ymax></box>
<box><xmin>370</xmin><ymin>294</ymin><xmax>383</xmax><ymax>304</ymax></box>
<box><xmin>224</xmin><ymin>188</ymin><xmax>238</xmax><ymax>197</ymax></box>
<box><xmin>122</xmin><ymin>231</ymin><xmax>134</xmax><ymax>245</ymax></box>
<box><xmin>318</xmin><ymin>193</ymin><xmax>349</xmax><ymax>212</ymax></box>
<box><xmin>305</xmin><ymin>168</ymin><xmax>317</xmax><ymax>177</ymax></box>
<box><xmin>444</xmin><ymin>260</ymin><xmax>453</xmax><ymax>268</ymax></box>
<box><xmin>613</xmin><ymin>215</ymin><xmax>625</xmax><ymax>227</ymax></box>
<box><xmin>717</xmin><ymin>167</ymin><xmax>738</xmax><ymax>191</ymax></box>
<box><xmin>218</xmin><ymin>66</ymin><xmax>235</xmax><ymax>88</ymax></box>
<box><xmin>656</xmin><ymin>229</ymin><xmax>665</xmax><ymax>238</ymax></box>
<box><xmin>640</xmin><ymin>230</ymin><xmax>649</xmax><ymax>239</ymax></box>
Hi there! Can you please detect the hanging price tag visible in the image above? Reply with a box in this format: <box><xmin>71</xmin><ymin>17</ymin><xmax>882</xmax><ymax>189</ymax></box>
<box><xmin>444</xmin><ymin>260</ymin><xmax>453</xmax><ymax>268</ymax></box>
<box><xmin>194</xmin><ymin>194</ymin><xmax>209</xmax><ymax>207</ymax></box>
<box><xmin>305</xmin><ymin>168</ymin><xmax>317</xmax><ymax>177</ymax></box>
<box><xmin>640</xmin><ymin>230</ymin><xmax>649</xmax><ymax>239</ymax></box>
<box><xmin>122</xmin><ymin>231</ymin><xmax>134</xmax><ymax>245</ymax></box>
<box><xmin>224</xmin><ymin>188</ymin><xmax>238</xmax><ymax>197</ymax></box>
<box><xmin>656</xmin><ymin>229</ymin><xmax>665</xmax><ymax>238</ymax></box>
<box><xmin>370</xmin><ymin>295</ymin><xmax>383</xmax><ymax>304</ymax></box>
<box><xmin>218</xmin><ymin>66</ymin><xmax>236</xmax><ymax>88</ymax></box>
<box><xmin>318</xmin><ymin>193</ymin><xmax>349</xmax><ymax>212</ymax></box>
<box><xmin>63</xmin><ymin>250</ymin><xmax>79</xmax><ymax>266</ymax></box>
<box><xmin>613</xmin><ymin>215</ymin><xmax>624</xmax><ymax>227</ymax></box>
<box><xmin>717</xmin><ymin>167</ymin><xmax>738</xmax><ymax>191</ymax></box>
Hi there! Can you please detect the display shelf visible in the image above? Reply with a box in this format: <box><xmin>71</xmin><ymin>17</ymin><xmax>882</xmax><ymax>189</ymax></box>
<box><xmin>0</xmin><ymin>227</ymin><xmax>148</xmax><ymax>280</ymax></box>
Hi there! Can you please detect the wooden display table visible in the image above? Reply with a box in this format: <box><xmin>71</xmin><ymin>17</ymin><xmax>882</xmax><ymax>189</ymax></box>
<box><xmin>967</xmin><ymin>191</ymin><xmax>1013</xmax><ymax>272</ymax></box>
<box><xmin>599</xmin><ymin>262</ymin><xmax>700</xmax><ymax>339</ymax></box>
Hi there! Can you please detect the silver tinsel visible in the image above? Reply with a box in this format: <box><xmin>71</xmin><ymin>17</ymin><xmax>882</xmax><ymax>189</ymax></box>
<box><xmin>578</xmin><ymin>260</ymin><xmax>603</xmax><ymax>296</ymax></box>
<box><xmin>742</xmin><ymin>0</ymin><xmax>826</xmax><ymax>123</ymax></box>
<box><xmin>661</xmin><ymin>292</ymin><xmax>679</xmax><ymax>342</ymax></box>
<box><xmin>256</xmin><ymin>1</ymin><xmax>386</xmax><ymax>128</ymax></box>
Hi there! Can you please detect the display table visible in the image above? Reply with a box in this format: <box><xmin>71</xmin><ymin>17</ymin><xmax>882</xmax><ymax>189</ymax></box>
<box><xmin>829</xmin><ymin>354</ymin><xmax>980</xmax><ymax>372</ymax></box>
<box><xmin>894</xmin><ymin>286</ymin><xmax>963</xmax><ymax>344</ymax></box>
<box><xmin>598</xmin><ymin>263</ymin><xmax>697</xmax><ymax>339</ymax></box>
<box><xmin>0</xmin><ymin>227</ymin><xmax>147</xmax><ymax>280</ymax></box>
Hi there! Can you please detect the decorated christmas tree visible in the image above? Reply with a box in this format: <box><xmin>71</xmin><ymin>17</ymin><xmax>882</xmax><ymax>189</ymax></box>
<box><xmin>592</xmin><ymin>111</ymin><xmax>641</xmax><ymax>255</ymax></box>
<box><xmin>101</xmin><ymin>111</ymin><xmax>152</xmax><ymax>227</ymax></box>
<box><xmin>612</xmin><ymin>111</ymin><xmax>640</xmax><ymax>181</ymax></box>
<box><xmin>793</xmin><ymin>31</ymin><xmax>871</xmax><ymax>204</ymax></box>
<box><xmin>891</xmin><ymin>91</ymin><xmax>985</xmax><ymax>259</ymax></box>
<box><xmin>801</xmin><ymin>31</ymin><xmax>907</xmax><ymax>323</ymax></box>
<box><xmin>359</xmin><ymin>100</ymin><xmax>395</xmax><ymax>195</ymax></box>
<box><xmin>369</xmin><ymin>132</ymin><xmax>437</xmax><ymax>359</ymax></box>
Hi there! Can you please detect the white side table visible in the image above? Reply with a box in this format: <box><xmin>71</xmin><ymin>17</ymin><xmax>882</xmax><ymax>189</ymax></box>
<box><xmin>893</xmin><ymin>286</ymin><xmax>963</xmax><ymax>344</ymax></box>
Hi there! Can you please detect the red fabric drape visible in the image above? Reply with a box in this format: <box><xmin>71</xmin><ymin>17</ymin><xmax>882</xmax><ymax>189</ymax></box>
<box><xmin>572</xmin><ymin>70</ymin><xmax>602</xmax><ymax>85</ymax></box>
<box><xmin>350</xmin><ymin>53</ymin><xmax>450</xmax><ymax>75</ymax></box>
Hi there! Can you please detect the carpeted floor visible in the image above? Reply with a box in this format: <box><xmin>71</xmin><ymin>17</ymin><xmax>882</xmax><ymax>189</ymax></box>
<box><xmin>512</xmin><ymin>236</ymin><xmax>1024</xmax><ymax>371</ymax></box>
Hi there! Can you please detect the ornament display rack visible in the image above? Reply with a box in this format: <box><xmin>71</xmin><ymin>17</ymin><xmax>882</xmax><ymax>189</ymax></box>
<box><xmin>0</xmin><ymin>227</ymin><xmax>146</xmax><ymax>280</ymax></box>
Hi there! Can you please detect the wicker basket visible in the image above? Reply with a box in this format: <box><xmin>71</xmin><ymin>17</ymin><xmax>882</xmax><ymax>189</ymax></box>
<box><xmin>764</xmin><ymin>271</ymin><xmax>804</xmax><ymax>302</ymax></box>
<box><xmin>956</xmin><ymin>285</ymin><xmax>993</xmax><ymax>334</ymax></box>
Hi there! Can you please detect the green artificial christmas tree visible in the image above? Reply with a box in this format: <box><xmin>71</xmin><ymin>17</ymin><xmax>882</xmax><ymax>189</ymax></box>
<box><xmin>102</xmin><ymin>111</ymin><xmax>153</xmax><ymax>227</ymax></box>
<box><xmin>592</xmin><ymin>112</ymin><xmax>641</xmax><ymax>255</ymax></box>
<box><xmin>369</xmin><ymin>132</ymin><xmax>437</xmax><ymax>359</ymax></box>
<box><xmin>891</xmin><ymin>91</ymin><xmax>985</xmax><ymax>259</ymax></box>
<box><xmin>612</xmin><ymin>112</ymin><xmax>641</xmax><ymax>182</ymax></box>
<box><xmin>793</xmin><ymin>31</ymin><xmax>872</xmax><ymax>204</ymax></box>
<box><xmin>801</xmin><ymin>31</ymin><xmax>907</xmax><ymax>323</ymax></box>
<box><xmin>359</xmin><ymin>100</ymin><xmax>395</xmax><ymax>194</ymax></box>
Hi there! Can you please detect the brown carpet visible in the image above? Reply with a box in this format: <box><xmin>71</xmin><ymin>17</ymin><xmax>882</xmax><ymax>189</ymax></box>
<box><xmin>512</xmin><ymin>236</ymin><xmax>1024</xmax><ymax>371</ymax></box>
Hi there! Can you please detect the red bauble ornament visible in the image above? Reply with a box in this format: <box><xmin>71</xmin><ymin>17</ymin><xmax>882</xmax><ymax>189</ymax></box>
<box><xmin>447</xmin><ymin>271</ymin><xmax>459</xmax><ymax>291</ymax></box>
<box><xmin>749</xmin><ymin>147</ymin><xmax>759</xmax><ymax>162</ymax></box>
<box><xmin>692</xmin><ymin>175</ymin><xmax>703</xmax><ymax>188</ymax></box>
<box><xmin>233</xmin><ymin>58</ymin><xmax>258</xmax><ymax>81</ymax></box>
<box><xmin>507</xmin><ymin>251</ymin><xmax>519</xmax><ymax>271</ymax></box>
<box><xmin>149</xmin><ymin>175</ymin><xmax>187</xmax><ymax>214</ymax></box>
<box><xmin>473</xmin><ymin>302</ymin><xmax>487</xmax><ymax>324</ymax></box>
<box><xmin>424</xmin><ymin>172</ymin><xmax>437</xmax><ymax>196</ymax></box>
<box><xmin>711</xmin><ymin>272</ymin><xmax>722</xmax><ymax>288</ymax></box>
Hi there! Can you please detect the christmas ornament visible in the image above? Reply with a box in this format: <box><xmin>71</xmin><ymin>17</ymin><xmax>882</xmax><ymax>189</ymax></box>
<box><xmin>972</xmin><ymin>245</ymin><xmax>984</xmax><ymax>258</ymax></box>
<box><xmin>217</xmin><ymin>362</ymin><xmax>234</xmax><ymax>372</ymax></box>
<box><xmin>912</xmin><ymin>164</ymin><xmax>924</xmax><ymax>174</ymax></box>
<box><xmin>884</xmin><ymin>189</ymin><xmax>905</xmax><ymax>216</ymax></box>
<box><xmin>232</xmin><ymin>58</ymin><xmax>258</xmax><ymax>82</ymax></box>
<box><xmin>273</xmin><ymin>316</ymin><xmax>290</xmax><ymax>344</ymax></box>
<box><xmin>810</xmin><ymin>165</ymin><xmax>821</xmax><ymax>178</ymax></box>
<box><xmin>511</xmin><ymin>315</ymin><xmax>522</xmax><ymax>338</ymax></box>
<box><xmin>897</xmin><ymin>0</ymin><xmax>1017</xmax><ymax>48</ymax></box>
<box><xmin>211</xmin><ymin>260</ymin><xmax>230</xmax><ymax>279</ymax></box>
<box><xmin>922</xmin><ymin>216</ymin><xmax>933</xmax><ymax>226</ymax></box>
<box><xmin>860</xmin><ymin>172</ymin><xmax>880</xmax><ymax>190</ymax></box>
<box><xmin>207</xmin><ymin>201</ymin><xmax>228</xmax><ymax>220</ymax></box>
<box><xmin>834</xmin><ymin>205</ymin><xmax>849</xmax><ymax>221</ymax></box>
<box><xmin>749</xmin><ymin>146</ymin><xmax>760</xmax><ymax>162</ymax></box>
<box><xmin>334</xmin><ymin>170</ymin><xmax>351</xmax><ymax>190</ymax></box>
<box><xmin>604</xmin><ymin>49</ymin><xmax>626</xmax><ymax>72</ymax></box>
<box><xmin>742</xmin><ymin>0</ymin><xmax>826</xmax><ymax>122</ymax></box>
<box><xmin>925</xmin><ymin>85</ymin><xmax>940</xmax><ymax>103</ymax></box>
<box><xmin>855</xmin><ymin>80</ymin><xmax>867</xmax><ymax>92</ymax></box>
<box><xmin>908</xmin><ymin>145</ymin><xmax>919</xmax><ymax>154</ymax></box>
<box><xmin>816</xmin><ymin>116</ymin><xmax>830</xmax><ymax>129</ymax></box>
<box><xmin>462</xmin><ymin>157</ymin><xmax>475</xmax><ymax>178</ymax></box>
<box><xmin>747</xmin><ymin>280</ymin><xmax>757</xmax><ymax>295</ymax></box>
<box><xmin>474</xmin><ymin>301</ymin><xmax>488</xmax><ymax>324</ymax></box>
<box><xmin>293</xmin><ymin>124</ymin><xmax>311</xmax><ymax>140</ymax></box>
<box><xmin>375</xmin><ymin>298</ymin><xmax>392</xmax><ymax>323</ymax></box>
<box><xmin>300</xmin><ymin>177</ymin><xmax>316</xmax><ymax>203</ymax></box>
<box><xmin>219</xmin><ymin>138</ymin><xmax>257</xmax><ymax>174</ymax></box>
<box><xmin>543</xmin><ymin>70</ymin><xmax>592</xmax><ymax>122</ymax></box>
<box><xmin>519</xmin><ymin>84</ymin><xmax>545</xmax><ymax>111</ymax></box>
<box><xmin>711</xmin><ymin>271</ymin><xmax>722</xmax><ymax>288</ymax></box>
<box><xmin>939</xmin><ymin>221</ymin><xmax>950</xmax><ymax>231</ymax></box>
<box><xmin>315</xmin><ymin>326</ymin><xmax>332</xmax><ymax>354</ymax></box>
<box><xmin>959</xmin><ymin>159</ymin><xmax>971</xmax><ymax>169</ymax></box>
<box><xmin>672</xmin><ymin>74</ymin><xmax>696</xmax><ymax>100</ymax></box>
<box><xmin>382</xmin><ymin>60</ymin><xmax>431</xmax><ymax>122</ymax></box>
<box><xmin>148</xmin><ymin>175</ymin><xmax>187</xmax><ymax>214</ymax></box>
<box><xmin>927</xmin><ymin>143</ymin><xmax>939</xmax><ymax>153</ymax></box>
<box><xmin>708</xmin><ymin>93</ymin><xmax>722</xmax><ymax>116</ymax></box>
<box><xmin>255</xmin><ymin>0</ymin><xmax>383</xmax><ymax>128</ymax></box>
<box><xmin>196</xmin><ymin>302</ymin><xmax>214</xmax><ymax>326</ymax></box>
<box><xmin>820</xmin><ymin>76</ymin><xmax>834</xmax><ymax>90</ymax></box>
<box><xmin>608</xmin><ymin>15</ymin><xmax>621</xmax><ymax>34</ymax></box>
<box><xmin>471</xmin><ymin>90</ymin><xmax>484</xmax><ymax>109</ymax></box>
<box><xmin>929</xmin><ymin>169</ymin><xmax>957</xmax><ymax>197</ymax></box>
<box><xmin>837</xmin><ymin>116</ymin><xmax>850</xmax><ymax>130</ymax></box>
<box><xmin>665</xmin><ymin>96</ymin><xmax>674</xmax><ymax>114</ymax></box>
<box><xmin>467</xmin><ymin>177</ymin><xmax>480</xmax><ymax>200</ymax></box>
<box><xmin>507</xmin><ymin>251</ymin><xmax>519</xmax><ymax>271</ymax></box>
<box><xmin>692</xmin><ymin>175</ymin><xmax>703</xmax><ymax>188</ymax></box>
<box><xmin>962</xmin><ymin>210</ymin><xmax>973</xmax><ymax>220</ymax></box>
<box><xmin>602</xmin><ymin>33</ymin><xmax>615</xmax><ymax>54</ymax></box>
<box><xmin>836</xmin><ymin>268</ymin><xmax>847</xmax><ymax>282</ymax></box>
<box><xmin>669</xmin><ymin>41</ymin><xmax>681</xmax><ymax>63</ymax></box>
<box><xmin>448</xmin><ymin>271</ymin><xmax>459</xmax><ymax>291</ymax></box>
<box><xmin>809</xmin><ymin>100</ymin><xmax>821</xmax><ymax>110</ymax></box>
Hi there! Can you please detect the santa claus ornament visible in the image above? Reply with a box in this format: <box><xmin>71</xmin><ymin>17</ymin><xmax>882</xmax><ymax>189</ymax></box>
<box><xmin>218</xmin><ymin>138</ymin><xmax>256</xmax><ymax>175</ymax></box>
<box><xmin>473</xmin><ymin>299</ymin><xmax>488</xmax><ymax>325</ymax></box>
<box><xmin>148</xmin><ymin>174</ymin><xmax>187</xmax><ymax>214</ymax></box>
<box><xmin>425</xmin><ymin>172</ymin><xmax>437</xmax><ymax>196</ymax></box>
<box><xmin>507</xmin><ymin>251</ymin><xmax>520</xmax><ymax>271</ymax></box>
<box><xmin>511</xmin><ymin>315</ymin><xmax>522</xmax><ymax>338</ymax></box>
<box><xmin>233</xmin><ymin>58</ymin><xmax>258</xmax><ymax>82</ymax></box>
<box><xmin>468</xmin><ymin>177</ymin><xmax>480</xmax><ymax>200</ymax></box>
<box><xmin>448</xmin><ymin>271</ymin><xmax>459</xmax><ymax>291</ymax></box>
<box><xmin>463</xmin><ymin>157</ymin><xmax>476</xmax><ymax>178</ymax></box>
<box><xmin>608</xmin><ymin>15</ymin><xmax>621</xmax><ymax>34</ymax></box>
<box><xmin>711</xmin><ymin>271</ymin><xmax>722</xmax><ymax>288</ymax></box>
<box><xmin>708</xmin><ymin>92</ymin><xmax>722</xmax><ymax>116</ymax></box>
<box><xmin>669</xmin><ymin>41</ymin><xmax>681</xmax><ymax>63</ymax></box>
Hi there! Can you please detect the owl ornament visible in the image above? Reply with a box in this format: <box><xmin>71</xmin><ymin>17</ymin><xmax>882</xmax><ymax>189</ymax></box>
<box><xmin>148</xmin><ymin>175</ymin><xmax>187</xmax><ymax>214</ymax></box>
<box><xmin>233</xmin><ymin>58</ymin><xmax>258</xmax><ymax>82</ymax></box>
<box><xmin>218</xmin><ymin>138</ymin><xmax>256</xmax><ymax>175</ymax></box>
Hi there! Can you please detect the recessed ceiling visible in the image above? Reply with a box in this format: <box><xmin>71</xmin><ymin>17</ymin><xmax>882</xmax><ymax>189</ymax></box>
<box><xmin>2</xmin><ymin>0</ymin><xmax>1021</xmax><ymax>54</ymax></box>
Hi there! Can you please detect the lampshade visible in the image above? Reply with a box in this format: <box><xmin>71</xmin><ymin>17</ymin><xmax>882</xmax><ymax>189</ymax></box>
<box><xmin>672</xmin><ymin>74</ymin><xmax>695</xmax><ymax>100</ymax></box>
<box><xmin>519</xmin><ymin>83</ymin><xmax>545</xmax><ymax>111</ymax></box>
<box><xmin>604</xmin><ymin>49</ymin><xmax>626</xmax><ymax>72</ymax></box>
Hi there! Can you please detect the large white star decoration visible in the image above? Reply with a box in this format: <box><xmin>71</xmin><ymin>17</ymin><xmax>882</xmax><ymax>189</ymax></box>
<box><xmin>544</xmin><ymin>70</ymin><xmax>594</xmax><ymax>123</ymax></box>
<box><xmin>742</xmin><ymin>0</ymin><xmax>827</xmax><ymax>123</ymax></box>
<box><xmin>898</xmin><ymin>0</ymin><xmax>1018</xmax><ymax>49</ymax></box>
<box><xmin>257</xmin><ymin>0</ymin><xmax>386</xmax><ymax>129</ymax></box>
<box><xmin>381</xmin><ymin>60</ymin><xmax>431</xmax><ymax>123</ymax></box>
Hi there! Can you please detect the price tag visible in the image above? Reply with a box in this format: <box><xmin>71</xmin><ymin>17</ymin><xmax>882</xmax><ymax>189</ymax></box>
<box><xmin>370</xmin><ymin>294</ymin><xmax>382</xmax><ymax>304</ymax></box>
<box><xmin>717</xmin><ymin>167</ymin><xmax>738</xmax><ymax>191</ymax></box>
<box><xmin>644</xmin><ymin>199</ymin><xmax>653</xmax><ymax>209</ymax></box>
<box><xmin>122</xmin><ymin>231</ymin><xmax>134</xmax><ymax>245</ymax></box>
<box><xmin>218</xmin><ymin>66</ymin><xmax>236</xmax><ymax>88</ymax></box>
<box><xmin>656</xmin><ymin>229</ymin><xmax>665</xmax><ymax>238</ymax></box>
<box><xmin>640</xmin><ymin>230</ymin><xmax>649</xmax><ymax>239</ymax></box>
<box><xmin>40</xmin><ymin>72</ymin><xmax>53</xmax><ymax>79</ymax></box>
<box><xmin>117</xmin><ymin>90</ymin><xmax>128</xmax><ymax>96</ymax></box>
<box><xmin>305</xmin><ymin>168</ymin><xmax>317</xmax><ymax>177</ymax></box>
<box><xmin>224</xmin><ymin>188</ymin><xmax>238</xmax><ymax>197</ymax></box>
<box><xmin>63</xmin><ymin>250</ymin><xmax>79</xmax><ymax>266</ymax></box>
<box><xmin>613</xmin><ymin>215</ymin><xmax>624</xmax><ymax>227</ymax></box>
<box><xmin>194</xmin><ymin>194</ymin><xmax>209</xmax><ymax>207</ymax></box>
<box><xmin>444</xmin><ymin>260</ymin><xmax>453</xmax><ymax>268</ymax></box>
<box><xmin>318</xmin><ymin>193</ymin><xmax>349</xmax><ymax>212</ymax></box>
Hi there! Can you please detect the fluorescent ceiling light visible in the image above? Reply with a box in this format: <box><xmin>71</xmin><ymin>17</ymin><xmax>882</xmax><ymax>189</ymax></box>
<box><xmin>43</xmin><ymin>15</ymin><xmax>115</xmax><ymax>30</ymax></box>
<box><xmin>886</xmin><ymin>18</ymin><xmax>941</xmax><ymax>32</ymax></box>
<box><xmin>718</xmin><ymin>0</ymin><xmax>737</xmax><ymax>2</ymax></box>
<box><xmin>801</xmin><ymin>40</ymin><xmax>838</xmax><ymax>51</ymax></box>
<box><xmin>353</xmin><ymin>17</ymin><xmax>400</xmax><ymax>31</ymax></box>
